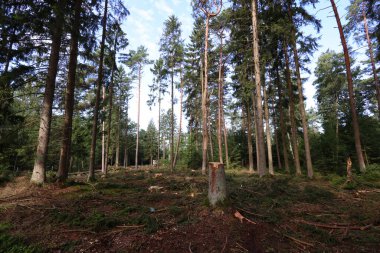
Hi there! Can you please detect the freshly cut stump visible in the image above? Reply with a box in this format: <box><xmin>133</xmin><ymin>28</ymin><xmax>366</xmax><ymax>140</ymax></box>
<box><xmin>208</xmin><ymin>162</ymin><xmax>227</xmax><ymax>206</ymax></box>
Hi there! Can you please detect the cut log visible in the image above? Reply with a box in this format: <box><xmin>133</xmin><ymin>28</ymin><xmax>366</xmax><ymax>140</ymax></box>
<box><xmin>208</xmin><ymin>162</ymin><xmax>227</xmax><ymax>206</ymax></box>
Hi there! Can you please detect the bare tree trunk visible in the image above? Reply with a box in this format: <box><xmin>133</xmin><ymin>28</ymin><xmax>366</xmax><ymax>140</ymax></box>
<box><xmin>101</xmin><ymin>86</ymin><xmax>106</xmax><ymax>173</ymax></box>
<box><xmin>362</xmin><ymin>7</ymin><xmax>380</xmax><ymax>119</ymax></box>
<box><xmin>222</xmin><ymin>103</ymin><xmax>229</xmax><ymax>169</ymax></box>
<box><xmin>217</xmin><ymin>34</ymin><xmax>224</xmax><ymax>163</ymax></box>
<box><xmin>274</xmin><ymin>116</ymin><xmax>282</xmax><ymax>170</ymax></box>
<box><xmin>31</xmin><ymin>0</ymin><xmax>65</xmax><ymax>184</ymax></box>
<box><xmin>251</xmin><ymin>93</ymin><xmax>259</xmax><ymax>169</ymax></box>
<box><xmin>251</xmin><ymin>0</ymin><xmax>266</xmax><ymax>176</ymax></box>
<box><xmin>57</xmin><ymin>0</ymin><xmax>82</xmax><ymax>182</ymax></box>
<box><xmin>263</xmin><ymin>82</ymin><xmax>274</xmax><ymax>175</ymax></box>
<box><xmin>170</xmin><ymin>69</ymin><xmax>174</xmax><ymax>172</ymax></box>
<box><xmin>105</xmin><ymin>31</ymin><xmax>119</xmax><ymax>175</ymax></box>
<box><xmin>331</xmin><ymin>0</ymin><xmax>366</xmax><ymax>172</ymax></box>
<box><xmin>88</xmin><ymin>0</ymin><xmax>108</xmax><ymax>181</ymax></box>
<box><xmin>201</xmin><ymin>16</ymin><xmax>210</xmax><ymax>175</ymax></box>
<box><xmin>157</xmin><ymin>92</ymin><xmax>161</xmax><ymax>169</ymax></box>
<box><xmin>276</xmin><ymin>68</ymin><xmax>290</xmax><ymax>172</ymax></box>
<box><xmin>246</xmin><ymin>104</ymin><xmax>255</xmax><ymax>172</ymax></box>
<box><xmin>208</xmin><ymin>112</ymin><xmax>214</xmax><ymax>162</ymax></box>
<box><xmin>173</xmin><ymin>72</ymin><xmax>183</xmax><ymax>169</ymax></box>
<box><xmin>115</xmin><ymin>103</ymin><xmax>120</xmax><ymax>167</ymax></box>
<box><xmin>124</xmin><ymin>97</ymin><xmax>129</xmax><ymax>169</ymax></box>
<box><xmin>284</xmin><ymin>40</ymin><xmax>301</xmax><ymax>175</ymax></box>
<box><xmin>135</xmin><ymin>64</ymin><xmax>142</xmax><ymax>170</ymax></box>
<box><xmin>290</xmin><ymin>29</ymin><xmax>313</xmax><ymax>178</ymax></box>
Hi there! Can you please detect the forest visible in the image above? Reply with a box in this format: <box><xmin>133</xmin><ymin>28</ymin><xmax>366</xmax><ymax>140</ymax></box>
<box><xmin>0</xmin><ymin>0</ymin><xmax>379</xmax><ymax>252</ymax></box>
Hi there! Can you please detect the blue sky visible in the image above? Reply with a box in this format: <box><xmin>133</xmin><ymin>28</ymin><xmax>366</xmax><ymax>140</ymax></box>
<box><xmin>120</xmin><ymin>0</ymin><xmax>364</xmax><ymax>130</ymax></box>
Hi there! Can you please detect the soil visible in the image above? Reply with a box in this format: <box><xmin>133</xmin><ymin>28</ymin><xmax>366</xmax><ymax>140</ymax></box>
<box><xmin>0</xmin><ymin>167</ymin><xmax>379</xmax><ymax>253</ymax></box>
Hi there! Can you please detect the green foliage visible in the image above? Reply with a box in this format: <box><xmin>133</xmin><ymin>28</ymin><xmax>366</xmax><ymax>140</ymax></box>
<box><xmin>0</xmin><ymin>224</ymin><xmax>44</xmax><ymax>253</ymax></box>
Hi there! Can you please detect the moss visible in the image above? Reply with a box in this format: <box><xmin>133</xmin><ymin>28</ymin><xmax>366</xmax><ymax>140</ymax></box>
<box><xmin>0</xmin><ymin>224</ymin><xmax>44</xmax><ymax>253</ymax></box>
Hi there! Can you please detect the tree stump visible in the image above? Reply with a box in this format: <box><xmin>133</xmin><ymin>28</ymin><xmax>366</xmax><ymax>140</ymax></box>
<box><xmin>208</xmin><ymin>162</ymin><xmax>227</xmax><ymax>206</ymax></box>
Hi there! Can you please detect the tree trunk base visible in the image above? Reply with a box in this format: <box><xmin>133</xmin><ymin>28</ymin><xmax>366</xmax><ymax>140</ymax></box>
<box><xmin>208</xmin><ymin>162</ymin><xmax>227</xmax><ymax>206</ymax></box>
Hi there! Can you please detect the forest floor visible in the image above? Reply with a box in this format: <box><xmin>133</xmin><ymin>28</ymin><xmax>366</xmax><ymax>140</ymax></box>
<box><xmin>0</xmin><ymin>167</ymin><xmax>380</xmax><ymax>253</ymax></box>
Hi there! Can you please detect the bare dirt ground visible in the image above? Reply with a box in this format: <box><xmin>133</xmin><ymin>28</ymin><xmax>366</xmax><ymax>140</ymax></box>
<box><xmin>0</xmin><ymin>167</ymin><xmax>379</xmax><ymax>252</ymax></box>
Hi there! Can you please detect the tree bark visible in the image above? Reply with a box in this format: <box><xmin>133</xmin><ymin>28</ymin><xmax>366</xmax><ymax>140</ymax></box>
<box><xmin>201</xmin><ymin>15</ymin><xmax>210</xmax><ymax>175</ymax></box>
<box><xmin>173</xmin><ymin>71</ymin><xmax>183</xmax><ymax>169</ymax></box>
<box><xmin>290</xmin><ymin>29</ymin><xmax>313</xmax><ymax>178</ymax></box>
<box><xmin>251</xmin><ymin>0</ymin><xmax>266</xmax><ymax>176</ymax></box>
<box><xmin>57</xmin><ymin>0</ymin><xmax>82</xmax><ymax>182</ymax></box>
<box><xmin>31</xmin><ymin>0</ymin><xmax>66</xmax><ymax>184</ymax></box>
<box><xmin>217</xmin><ymin>34</ymin><xmax>224</xmax><ymax>164</ymax></box>
<box><xmin>170</xmin><ymin>68</ymin><xmax>174</xmax><ymax>172</ymax></box>
<box><xmin>105</xmin><ymin>30</ymin><xmax>119</xmax><ymax>175</ymax></box>
<box><xmin>208</xmin><ymin>162</ymin><xmax>227</xmax><ymax>206</ymax></box>
<box><xmin>135</xmin><ymin>64</ymin><xmax>141</xmax><ymax>170</ymax></box>
<box><xmin>157</xmin><ymin>92</ymin><xmax>161</xmax><ymax>169</ymax></box>
<box><xmin>246</xmin><ymin>104</ymin><xmax>255</xmax><ymax>172</ymax></box>
<box><xmin>88</xmin><ymin>0</ymin><xmax>108</xmax><ymax>181</ymax></box>
<box><xmin>263</xmin><ymin>82</ymin><xmax>274</xmax><ymax>175</ymax></box>
<box><xmin>276</xmin><ymin>68</ymin><xmax>290</xmax><ymax>172</ymax></box>
<box><xmin>362</xmin><ymin>7</ymin><xmax>380</xmax><ymax>120</ymax></box>
<box><xmin>115</xmin><ymin>103</ymin><xmax>120</xmax><ymax>167</ymax></box>
<box><xmin>331</xmin><ymin>0</ymin><xmax>366</xmax><ymax>172</ymax></box>
<box><xmin>124</xmin><ymin>96</ymin><xmax>129</xmax><ymax>168</ymax></box>
<box><xmin>101</xmin><ymin>85</ymin><xmax>106</xmax><ymax>173</ymax></box>
<box><xmin>284</xmin><ymin>40</ymin><xmax>301</xmax><ymax>175</ymax></box>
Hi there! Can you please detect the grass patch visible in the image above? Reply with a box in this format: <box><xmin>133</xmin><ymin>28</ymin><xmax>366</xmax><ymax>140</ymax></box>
<box><xmin>0</xmin><ymin>223</ymin><xmax>44</xmax><ymax>253</ymax></box>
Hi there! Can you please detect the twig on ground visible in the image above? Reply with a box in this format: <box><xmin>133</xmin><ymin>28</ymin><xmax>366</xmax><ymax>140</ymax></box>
<box><xmin>221</xmin><ymin>235</ymin><xmax>228</xmax><ymax>253</ymax></box>
<box><xmin>189</xmin><ymin>242</ymin><xmax>193</xmax><ymax>253</ymax></box>
<box><xmin>234</xmin><ymin>210</ymin><xmax>256</xmax><ymax>224</ymax></box>
<box><xmin>115</xmin><ymin>225</ymin><xmax>145</xmax><ymax>229</ymax></box>
<box><xmin>236</xmin><ymin>207</ymin><xmax>268</xmax><ymax>218</ymax></box>
<box><xmin>235</xmin><ymin>242</ymin><xmax>249</xmax><ymax>252</ymax></box>
<box><xmin>294</xmin><ymin>219</ymin><xmax>373</xmax><ymax>231</ymax></box>
<box><xmin>283</xmin><ymin>234</ymin><xmax>314</xmax><ymax>247</ymax></box>
<box><xmin>61</xmin><ymin>229</ymin><xmax>96</xmax><ymax>234</ymax></box>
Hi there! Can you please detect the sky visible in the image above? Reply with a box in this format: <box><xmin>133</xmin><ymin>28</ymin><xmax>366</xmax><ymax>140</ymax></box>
<box><xmin>120</xmin><ymin>0</ymin><xmax>365</xmax><ymax>130</ymax></box>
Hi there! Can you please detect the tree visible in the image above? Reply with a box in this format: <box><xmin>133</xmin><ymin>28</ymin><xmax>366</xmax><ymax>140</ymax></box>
<box><xmin>251</xmin><ymin>0</ymin><xmax>266</xmax><ymax>176</ymax></box>
<box><xmin>159</xmin><ymin>15</ymin><xmax>184</xmax><ymax>171</ymax></box>
<box><xmin>194</xmin><ymin>0</ymin><xmax>222</xmax><ymax>174</ymax></box>
<box><xmin>88</xmin><ymin>0</ymin><xmax>109</xmax><ymax>181</ymax></box>
<box><xmin>330</xmin><ymin>0</ymin><xmax>366</xmax><ymax>172</ymax></box>
<box><xmin>31</xmin><ymin>0</ymin><xmax>67</xmax><ymax>184</ymax></box>
<box><xmin>57</xmin><ymin>0</ymin><xmax>83</xmax><ymax>182</ymax></box>
<box><xmin>122</xmin><ymin>46</ymin><xmax>152</xmax><ymax>170</ymax></box>
<box><xmin>148</xmin><ymin>58</ymin><xmax>168</xmax><ymax>168</ymax></box>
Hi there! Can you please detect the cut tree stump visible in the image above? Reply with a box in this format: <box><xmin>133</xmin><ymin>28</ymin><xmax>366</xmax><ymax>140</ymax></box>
<box><xmin>208</xmin><ymin>162</ymin><xmax>227</xmax><ymax>206</ymax></box>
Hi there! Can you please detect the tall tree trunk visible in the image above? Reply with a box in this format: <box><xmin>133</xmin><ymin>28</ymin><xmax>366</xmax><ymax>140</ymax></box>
<box><xmin>290</xmin><ymin>29</ymin><xmax>313</xmax><ymax>178</ymax></box>
<box><xmin>135</xmin><ymin>64</ymin><xmax>141</xmax><ymax>170</ymax></box>
<box><xmin>331</xmin><ymin>0</ymin><xmax>366</xmax><ymax>172</ymax></box>
<box><xmin>222</xmin><ymin>100</ymin><xmax>229</xmax><ymax>169</ymax></box>
<box><xmin>124</xmin><ymin>97</ymin><xmax>129</xmax><ymax>168</ymax></box>
<box><xmin>284</xmin><ymin>40</ymin><xmax>301</xmax><ymax>175</ymax></box>
<box><xmin>57</xmin><ymin>0</ymin><xmax>82</xmax><ymax>182</ymax></box>
<box><xmin>246</xmin><ymin>104</ymin><xmax>255</xmax><ymax>172</ymax></box>
<box><xmin>115</xmin><ymin>103</ymin><xmax>120</xmax><ymax>167</ymax></box>
<box><xmin>251</xmin><ymin>0</ymin><xmax>266</xmax><ymax>176</ymax></box>
<box><xmin>273</xmin><ymin>113</ymin><xmax>283</xmax><ymax>170</ymax></box>
<box><xmin>170</xmin><ymin>69</ymin><xmax>174</xmax><ymax>172</ymax></box>
<box><xmin>217</xmin><ymin>34</ymin><xmax>224</xmax><ymax>163</ymax></box>
<box><xmin>201</xmin><ymin>16</ymin><xmax>210</xmax><ymax>175</ymax></box>
<box><xmin>276</xmin><ymin>68</ymin><xmax>290</xmax><ymax>172</ymax></box>
<box><xmin>263</xmin><ymin>82</ymin><xmax>274</xmax><ymax>175</ymax></box>
<box><xmin>88</xmin><ymin>0</ymin><xmax>108</xmax><ymax>181</ymax></box>
<box><xmin>157</xmin><ymin>92</ymin><xmax>161</xmax><ymax>168</ymax></box>
<box><xmin>362</xmin><ymin>7</ymin><xmax>380</xmax><ymax>119</ymax></box>
<box><xmin>105</xmin><ymin>31</ymin><xmax>119</xmax><ymax>175</ymax></box>
<box><xmin>101</xmin><ymin>85</ymin><xmax>106</xmax><ymax>173</ymax></box>
<box><xmin>173</xmin><ymin>71</ymin><xmax>184</xmax><ymax>169</ymax></box>
<box><xmin>251</xmin><ymin>92</ymin><xmax>259</xmax><ymax>169</ymax></box>
<box><xmin>31</xmin><ymin>0</ymin><xmax>66</xmax><ymax>184</ymax></box>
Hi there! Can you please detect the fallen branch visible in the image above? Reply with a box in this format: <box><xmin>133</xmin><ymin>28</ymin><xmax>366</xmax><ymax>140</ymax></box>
<box><xmin>294</xmin><ymin>219</ymin><xmax>373</xmax><ymax>231</ymax></box>
<box><xmin>236</xmin><ymin>207</ymin><xmax>268</xmax><ymax>218</ymax></box>
<box><xmin>234</xmin><ymin>210</ymin><xmax>256</xmax><ymax>224</ymax></box>
<box><xmin>115</xmin><ymin>225</ymin><xmax>144</xmax><ymax>229</ymax></box>
<box><xmin>221</xmin><ymin>235</ymin><xmax>228</xmax><ymax>253</ymax></box>
<box><xmin>189</xmin><ymin>242</ymin><xmax>193</xmax><ymax>253</ymax></box>
<box><xmin>61</xmin><ymin>229</ymin><xmax>96</xmax><ymax>234</ymax></box>
<box><xmin>283</xmin><ymin>234</ymin><xmax>314</xmax><ymax>247</ymax></box>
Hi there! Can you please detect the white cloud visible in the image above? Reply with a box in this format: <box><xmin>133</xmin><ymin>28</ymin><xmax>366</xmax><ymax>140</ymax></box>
<box><xmin>130</xmin><ymin>7</ymin><xmax>154</xmax><ymax>21</ymax></box>
<box><xmin>154</xmin><ymin>0</ymin><xmax>174</xmax><ymax>15</ymax></box>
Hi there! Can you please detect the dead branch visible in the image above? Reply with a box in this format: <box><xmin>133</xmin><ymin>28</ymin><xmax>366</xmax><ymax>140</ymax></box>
<box><xmin>294</xmin><ymin>219</ymin><xmax>373</xmax><ymax>231</ymax></box>
<box><xmin>189</xmin><ymin>242</ymin><xmax>193</xmax><ymax>253</ymax></box>
<box><xmin>234</xmin><ymin>210</ymin><xmax>256</xmax><ymax>224</ymax></box>
<box><xmin>221</xmin><ymin>235</ymin><xmax>228</xmax><ymax>253</ymax></box>
<box><xmin>283</xmin><ymin>234</ymin><xmax>314</xmax><ymax>247</ymax></box>
<box><xmin>61</xmin><ymin>229</ymin><xmax>96</xmax><ymax>234</ymax></box>
<box><xmin>236</xmin><ymin>207</ymin><xmax>268</xmax><ymax>218</ymax></box>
